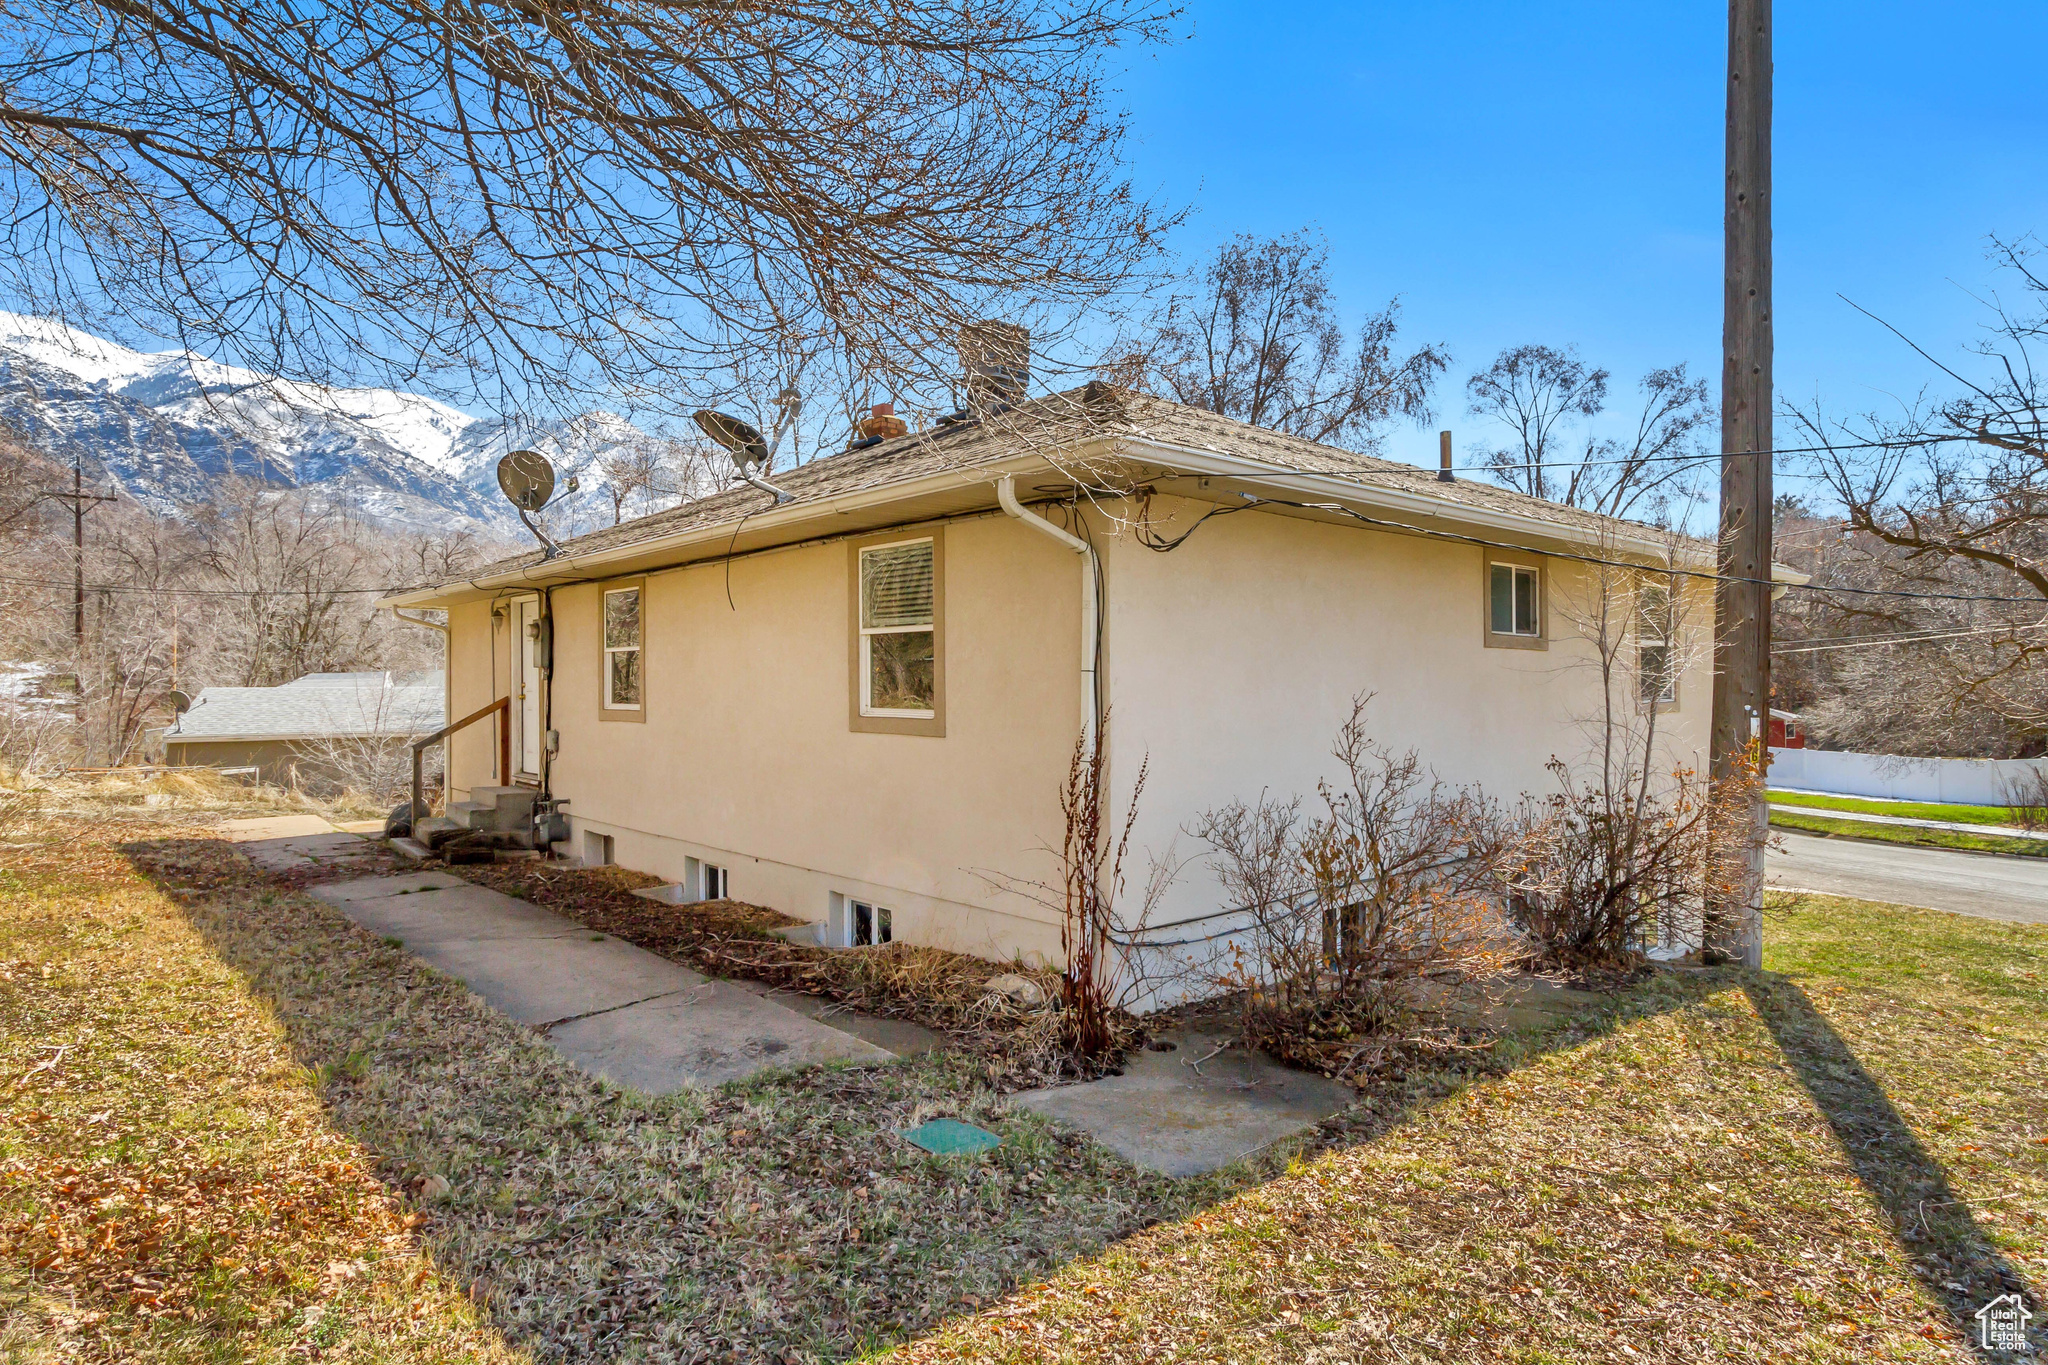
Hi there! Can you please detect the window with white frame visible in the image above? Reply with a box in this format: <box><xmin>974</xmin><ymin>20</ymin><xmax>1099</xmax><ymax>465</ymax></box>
<box><xmin>1488</xmin><ymin>562</ymin><xmax>1541</xmax><ymax>638</ymax></box>
<box><xmin>602</xmin><ymin>587</ymin><xmax>642</xmax><ymax>709</ymax></box>
<box><xmin>1637</xmin><ymin>581</ymin><xmax>1678</xmax><ymax>705</ymax></box>
<box><xmin>850</xmin><ymin>899</ymin><xmax>893</xmax><ymax>946</ymax></box>
<box><xmin>858</xmin><ymin>538</ymin><xmax>936</xmax><ymax>716</ymax></box>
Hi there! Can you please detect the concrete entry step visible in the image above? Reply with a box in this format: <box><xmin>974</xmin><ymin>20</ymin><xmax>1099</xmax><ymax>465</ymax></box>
<box><xmin>1010</xmin><ymin>1029</ymin><xmax>1350</xmax><ymax>1177</ymax></box>
<box><xmin>309</xmin><ymin>872</ymin><xmax>893</xmax><ymax>1092</ymax></box>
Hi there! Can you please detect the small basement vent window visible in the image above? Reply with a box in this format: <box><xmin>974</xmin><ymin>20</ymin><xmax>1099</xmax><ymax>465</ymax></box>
<box><xmin>851</xmin><ymin>899</ymin><xmax>892</xmax><ymax>947</ymax></box>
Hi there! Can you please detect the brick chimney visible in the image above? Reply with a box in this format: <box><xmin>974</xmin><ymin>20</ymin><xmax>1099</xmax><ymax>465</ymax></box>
<box><xmin>960</xmin><ymin>321</ymin><xmax>1029</xmax><ymax>410</ymax></box>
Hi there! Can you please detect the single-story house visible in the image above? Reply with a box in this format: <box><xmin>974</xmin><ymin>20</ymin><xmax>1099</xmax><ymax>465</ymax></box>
<box><xmin>384</xmin><ymin>383</ymin><xmax>1780</xmax><ymax>968</ymax></box>
<box><xmin>162</xmin><ymin>671</ymin><xmax>445</xmax><ymax>787</ymax></box>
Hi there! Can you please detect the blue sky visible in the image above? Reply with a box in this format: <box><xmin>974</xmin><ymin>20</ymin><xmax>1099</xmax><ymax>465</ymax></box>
<box><xmin>1112</xmin><ymin>0</ymin><xmax>2048</xmax><ymax>482</ymax></box>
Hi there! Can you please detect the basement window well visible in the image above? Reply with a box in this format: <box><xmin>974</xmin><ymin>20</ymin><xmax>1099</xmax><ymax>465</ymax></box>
<box><xmin>828</xmin><ymin>891</ymin><xmax>893</xmax><ymax>947</ymax></box>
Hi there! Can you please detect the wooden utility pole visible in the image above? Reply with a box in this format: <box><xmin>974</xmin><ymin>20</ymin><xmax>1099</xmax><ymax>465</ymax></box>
<box><xmin>1708</xmin><ymin>0</ymin><xmax>1772</xmax><ymax>967</ymax></box>
<box><xmin>45</xmin><ymin>453</ymin><xmax>116</xmax><ymax>733</ymax></box>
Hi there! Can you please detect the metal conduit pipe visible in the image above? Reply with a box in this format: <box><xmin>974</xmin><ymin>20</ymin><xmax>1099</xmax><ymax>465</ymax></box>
<box><xmin>995</xmin><ymin>474</ymin><xmax>1099</xmax><ymax>751</ymax></box>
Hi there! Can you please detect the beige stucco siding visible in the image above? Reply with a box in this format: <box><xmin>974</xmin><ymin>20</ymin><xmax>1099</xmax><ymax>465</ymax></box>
<box><xmin>443</xmin><ymin>597</ymin><xmax>505</xmax><ymax>800</ymax></box>
<box><xmin>1100</xmin><ymin>495</ymin><xmax>1714</xmax><ymax>934</ymax></box>
<box><xmin>443</xmin><ymin>513</ymin><xmax>1088</xmax><ymax>962</ymax></box>
<box><xmin>440</xmin><ymin>489</ymin><xmax>1717</xmax><ymax>971</ymax></box>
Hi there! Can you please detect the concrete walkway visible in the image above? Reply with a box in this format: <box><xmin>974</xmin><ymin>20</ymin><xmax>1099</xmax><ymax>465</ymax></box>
<box><xmin>220</xmin><ymin>814</ymin><xmax>388</xmax><ymax>875</ymax></box>
<box><xmin>306</xmin><ymin>870</ymin><xmax>892</xmax><ymax>1091</ymax></box>
<box><xmin>1768</xmin><ymin>801</ymin><xmax>2026</xmax><ymax>840</ymax></box>
<box><xmin>1013</xmin><ymin>1029</ymin><xmax>1350</xmax><ymax>1177</ymax></box>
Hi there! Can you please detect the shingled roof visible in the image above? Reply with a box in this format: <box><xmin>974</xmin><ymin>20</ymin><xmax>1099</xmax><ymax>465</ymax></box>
<box><xmin>448</xmin><ymin>387</ymin><xmax>1659</xmax><ymax>587</ymax></box>
<box><xmin>164</xmin><ymin>672</ymin><xmax>444</xmax><ymax>743</ymax></box>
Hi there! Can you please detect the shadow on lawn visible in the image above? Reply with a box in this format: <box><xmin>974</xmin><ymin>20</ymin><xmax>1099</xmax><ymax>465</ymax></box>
<box><xmin>121</xmin><ymin>830</ymin><xmax>1702</xmax><ymax>1363</ymax></box>
<box><xmin>1745</xmin><ymin>976</ymin><xmax>2044</xmax><ymax>1359</ymax></box>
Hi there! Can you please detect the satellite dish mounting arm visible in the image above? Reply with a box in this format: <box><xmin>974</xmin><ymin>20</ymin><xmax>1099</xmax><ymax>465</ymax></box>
<box><xmin>737</xmin><ymin>461</ymin><xmax>792</xmax><ymax>506</ymax></box>
<box><xmin>518</xmin><ymin>506</ymin><xmax>562</xmax><ymax>559</ymax></box>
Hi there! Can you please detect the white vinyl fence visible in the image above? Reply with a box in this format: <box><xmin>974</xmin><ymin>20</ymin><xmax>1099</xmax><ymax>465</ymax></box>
<box><xmin>1769</xmin><ymin>746</ymin><xmax>2043</xmax><ymax>807</ymax></box>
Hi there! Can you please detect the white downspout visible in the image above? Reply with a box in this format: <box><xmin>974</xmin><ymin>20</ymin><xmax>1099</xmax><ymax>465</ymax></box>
<box><xmin>997</xmin><ymin>475</ymin><xmax>1099</xmax><ymax>752</ymax></box>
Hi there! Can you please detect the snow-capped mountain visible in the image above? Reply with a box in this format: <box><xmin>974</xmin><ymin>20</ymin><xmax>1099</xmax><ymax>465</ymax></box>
<box><xmin>0</xmin><ymin>313</ymin><xmax>665</xmax><ymax>536</ymax></box>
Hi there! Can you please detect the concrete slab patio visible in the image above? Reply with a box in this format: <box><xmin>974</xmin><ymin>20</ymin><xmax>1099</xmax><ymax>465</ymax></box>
<box><xmin>305</xmin><ymin>872</ymin><xmax>892</xmax><ymax>1092</ymax></box>
<box><xmin>1012</xmin><ymin>1030</ymin><xmax>1351</xmax><ymax>1177</ymax></box>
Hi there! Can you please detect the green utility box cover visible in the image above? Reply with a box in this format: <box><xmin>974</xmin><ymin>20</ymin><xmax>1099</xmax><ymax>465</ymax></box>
<box><xmin>901</xmin><ymin>1118</ymin><xmax>1001</xmax><ymax>1156</ymax></box>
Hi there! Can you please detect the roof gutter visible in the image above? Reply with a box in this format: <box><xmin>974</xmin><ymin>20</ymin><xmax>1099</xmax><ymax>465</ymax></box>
<box><xmin>383</xmin><ymin>431</ymin><xmax>1807</xmax><ymax>609</ymax></box>
<box><xmin>1122</xmin><ymin>436</ymin><xmax>1685</xmax><ymax>563</ymax></box>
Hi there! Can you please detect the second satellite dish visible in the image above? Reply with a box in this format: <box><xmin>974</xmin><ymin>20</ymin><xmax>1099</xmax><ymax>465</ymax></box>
<box><xmin>497</xmin><ymin>449</ymin><xmax>556</xmax><ymax>512</ymax></box>
<box><xmin>692</xmin><ymin>410</ymin><xmax>769</xmax><ymax>469</ymax></box>
<box><xmin>693</xmin><ymin>409</ymin><xmax>792</xmax><ymax>504</ymax></box>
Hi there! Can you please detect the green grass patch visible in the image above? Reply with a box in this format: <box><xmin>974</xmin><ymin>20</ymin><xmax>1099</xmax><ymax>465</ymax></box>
<box><xmin>1770</xmin><ymin>807</ymin><xmax>2048</xmax><ymax>857</ymax></box>
<box><xmin>1768</xmin><ymin>789</ymin><xmax>2025</xmax><ymax>827</ymax></box>
<box><xmin>888</xmin><ymin>901</ymin><xmax>2048</xmax><ymax>1364</ymax></box>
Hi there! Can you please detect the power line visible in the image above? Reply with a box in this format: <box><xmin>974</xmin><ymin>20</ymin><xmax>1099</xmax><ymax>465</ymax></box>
<box><xmin>0</xmin><ymin>573</ymin><xmax>413</xmax><ymax>598</ymax></box>
<box><xmin>1448</xmin><ymin>430</ymin><xmax>1977</xmax><ymax>475</ymax></box>
<box><xmin>1772</xmin><ymin>620</ymin><xmax>2048</xmax><ymax>656</ymax></box>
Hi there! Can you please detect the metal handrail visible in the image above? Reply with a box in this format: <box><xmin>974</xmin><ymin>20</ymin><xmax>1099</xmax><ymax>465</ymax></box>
<box><xmin>410</xmin><ymin>695</ymin><xmax>510</xmax><ymax>824</ymax></box>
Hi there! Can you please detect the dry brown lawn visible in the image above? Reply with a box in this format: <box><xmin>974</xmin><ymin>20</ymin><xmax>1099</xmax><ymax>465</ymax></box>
<box><xmin>4</xmin><ymin>788</ymin><xmax>2045</xmax><ymax>1364</ymax></box>
<box><xmin>0</xmin><ymin>810</ymin><xmax>1255</xmax><ymax>1361</ymax></box>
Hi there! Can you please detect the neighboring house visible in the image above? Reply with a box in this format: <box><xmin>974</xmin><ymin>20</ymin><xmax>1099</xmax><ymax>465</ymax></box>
<box><xmin>385</xmin><ymin>383</ymin><xmax>1790</xmax><ymax>968</ymax></box>
<box><xmin>162</xmin><ymin>671</ymin><xmax>445</xmax><ymax>787</ymax></box>
<box><xmin>1768</xmin><ymin>708</ymin><xmax>1805</xmax><ymax>749</ymax></box>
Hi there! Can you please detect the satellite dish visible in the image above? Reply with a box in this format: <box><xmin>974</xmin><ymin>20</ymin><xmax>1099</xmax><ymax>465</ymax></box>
<box><xmin>168</xmin><ymin>689</ymin><xmax>193</xmax><ymax>715</ymax></box>
<box><xmin>693</xmin><ymin>410</ymin><xmax>770</xmax><ymax>470</ymax></box>
<box><xmin>496</xmin><ymin>449</ymin><xmax>556</xmax><ymax>512</ymax></box>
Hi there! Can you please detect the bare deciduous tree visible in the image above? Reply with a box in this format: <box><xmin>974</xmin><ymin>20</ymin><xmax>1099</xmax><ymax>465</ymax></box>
<box><xmin>1502</xmin><ymin>542</ymin><xmax>1762</xmax><ymax>962</ymax></box>
<box><xmin>1139</xmin><ymin>232</ymin><xmax>1448</xmax><ymax>452</ymax></box>
<box><xmin>1467</xmin><ymin>345</ymin><xmax>1714</xmax><ymax>522</ymax></box>
<box><xmin>0</xmin><ymin>0</ymin><xmax>1179</xmax><ymax>417</ymax></box>
<box><xmin>1788</xmin><ymin>238</ymin><xmax>2048</xmax><ymax>753</ymax></box>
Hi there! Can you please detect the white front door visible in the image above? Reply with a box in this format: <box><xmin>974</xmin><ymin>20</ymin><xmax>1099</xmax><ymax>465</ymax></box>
<box><xmin>515</xmin><ymin>598</ymin><xmax>543</xmax><ymax>778</ymax></box>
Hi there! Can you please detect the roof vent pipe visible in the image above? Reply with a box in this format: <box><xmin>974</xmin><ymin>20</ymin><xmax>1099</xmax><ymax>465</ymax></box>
<box><xmin>1438</xmin><ymin>430</ymin><xmax>1455</xmax><ymax>482</ymax></box>
<box><xmin>996</xmin><ymin>475</ymin><xmax>1099</xmax><ymax>753</ymax></box>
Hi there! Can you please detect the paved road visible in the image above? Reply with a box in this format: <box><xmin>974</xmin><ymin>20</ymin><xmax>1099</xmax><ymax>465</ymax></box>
<box><xmin>1767</xmin><ymin>829</ymin><xmax>2048</xmax><ymax>925</ymax></box>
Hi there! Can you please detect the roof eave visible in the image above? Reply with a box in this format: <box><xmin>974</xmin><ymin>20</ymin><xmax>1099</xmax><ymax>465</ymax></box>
<box><xmin>382</xmin><ymin>429</ymin><xmax>1768</xmax><ymax>610</ymax></box>
<box><xmin>379</xmin><ymin>447</ymin><xmax>1069</xmax><ymax>609</ymax></box>
<box><xmin>1122</xmin><ymin>437</ymin><xmax>1686</xmax><ymax>561</ymax></box>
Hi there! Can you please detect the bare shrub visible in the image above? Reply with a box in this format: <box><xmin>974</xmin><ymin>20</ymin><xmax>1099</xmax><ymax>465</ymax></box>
<box><xmin>1498</xmin><ymin>759</ymin><xmax>1734</xmax><ymax>965</ymax></box>
<box><xmin>0</xmin><ymin>680</ymin><xmax>75</xmax><ymax>776</ymax></box>
<box><xmin>1193</xmin><ymin>695</ymin><xmax>1519</xmax><ymax>1056</ymax></box>
<box><xmin>1054</xmin><ymin>726</ymin><xmax>1150</xmax><ymax>1061</ymax></box>
<box><xmin>979</xmin><ymin>715</ymin><xmax>1165</xmax><ymax>1066</ymax></box>
<box><xmin>0</xmin><ymin>780</ymin><xmax>42</xmax><ymax>837</ymax></box>
<box><xmin>1511</xmin><ymin>550</ymin><xmax>1766</xmax><ymax>965</ymax></box>
<box><xmin>2004</xmin><ymin>764</ymin><xmax>2048</xmax><ymax>833</ymax></box>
